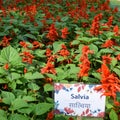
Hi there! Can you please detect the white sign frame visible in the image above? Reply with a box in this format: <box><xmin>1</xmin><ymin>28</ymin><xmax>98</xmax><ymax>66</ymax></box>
<box><xmin>54</xmin><ymin>83</ymin><xmax>106</xmax><ymax>117</ymax></box>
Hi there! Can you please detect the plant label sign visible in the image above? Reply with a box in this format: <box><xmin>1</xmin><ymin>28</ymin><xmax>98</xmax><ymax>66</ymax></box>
<box><xmin>54</xmin><ymin>83</ymin><xmax>106</xmax><ymax>117</ymax></box>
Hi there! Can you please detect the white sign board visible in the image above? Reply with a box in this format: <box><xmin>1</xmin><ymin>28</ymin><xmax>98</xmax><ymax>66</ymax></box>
<box><xmin>54</xmin><ymin>83</ymin><xmax>106</xmax><ymax>117</ymax></box>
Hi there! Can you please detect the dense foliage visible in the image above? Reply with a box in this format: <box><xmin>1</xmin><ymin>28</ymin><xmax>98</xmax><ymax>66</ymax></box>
<box><xmin>0</xmin><ymin>0</ymin><xmax>120</xmax><ymax>120</ymax></box>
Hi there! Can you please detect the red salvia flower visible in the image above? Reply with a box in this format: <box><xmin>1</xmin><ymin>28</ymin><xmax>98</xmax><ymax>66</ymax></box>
<box><xmin>90</xmin><ymin>5</ymin><xmax>96</xmax><ymax>12</ymax></box>
<box><xmin>90</xmin><ymin>13</ymin><xmax>102</xmax><ymax>36</ymax></box>
<box><xmin>0</xmin><ymin>36</ymin><xmax>12</xmax><ymax>47</ymax></box>
<box><xmin>3</xmin><ymin>63</ymin><xmax>9</xmax><ymax>70</ymax></box>
<box><xmin>3</xmin><ymin>84</ymin><xmax>8</xmax><ymax>90</ymax></box>
<box><xmin>24</xmin><ymin>68</ymin><xmax>27</xmax><ymax>74</ymax></box>
<box><xmin>20</xmin><ymin>51</ymin><xmax>35</xmax><ymax>64</ymax></box>
<box><xmin>32</xmin><ymin>41</ymin><xmax>42</xmax><ymax>49</ymax></box>
<box><xmin>24</xmin><ymin>4</ymin><xmax>37</xmax><ymax>22</ymax></box>
<box><xmin>59</xmin><ymin>49</ymin><xmax>70</xmax><ymax>57</ymax></box>
<box><xmin>95</xmin><ymin>63</ymin><xmax>120</xmax><ymax>102</ymax></box>
<box><xmin>41</xmin><ymin>62</ymin><xmax>56</xmax><ymax>75</ymax></box>
<box><xmin>106</xmin><ymin>16</ymin><xmax>114</xmax><ymax>27</ymax></box>
<box><xmin>78</xmin><ymin>59</ymin><xmax>90</xmax><ymax>77</ymax></box>
<box><xmin>61</xmin><ymin>27</ymin><xmax>69</xmax><ymax>39</ymax></box>
<box><xmin>47</xmin><ymin>55</ymin><xmax>57</xmax><ymax>62</ymax></box>
<box><xmin>24</xmin><ymin>4</ymin><xmax>37</xmax><ymax>15</ymax></box>
<box><xmin>113</xmin><ymin>7</ymin><xmax>119</xmax><ymax>13</ymax></box>
<box><xmin>46</xmin><ymin>111</ymin><xmax>54</xmax><ymax>120</ymax></box>
<box><xmin>102</xmin><ymin>39</ymin><xmax>117</xmax><ymax>48</ymax></box>
<box><xmin>99</xmin><ymin>0</ymin><xmax>111</xmax><ymax>11</ymax></box>
<box><xmin>58</xmin><ymin>44</ymin><xmax>70</xmax><ymax>57</ymax></box>
<box><xmin>19</xmin><ymin>41</ymin><xmax>29</xmax><ymax>48</ymax></box>
<box><xmin>116</xmin><ymin>54</ymin><xmax>120</xmax><ymax>60</ymax></box>
<box><xmin>46</xmin><ymin>48</ymin><xmax>52</xmax><ymax>57</ymax></box>
<box><xmin>68</xmin><ymin>117</ymin><xmax>74</xmax><ymax>120</ymax></box>
<box><xmin>82</xmin><ymin>45</ymin><xmax>94</xmax><ymax>55</ymax></box>
<box><xmin>46</xmin><ymin>24</ymin><xmax>58</xmax><ymax>41</ymax></box>
<box><xmin>102</xmin><ymin>54</ymin><xmax>112</xmax><ymax>64</ymax></box>
<box><xmin>113</xmin><ymin>25</ymin><xmax>119</xmax><ymax>36</ymax></box>
<box><xmin>44</xmin><ymin>77</ymin><xmax>53</xmax><ymax>84</ymax></box>
<box><xmin>82</xmin><ymin>22</ymin><xmax>89</xmax><ymax>28</ymax></box>
<box><xmin>78</xmin><ymin>46</ymin><xmax>93</xmax><ymax>77</ymax></box>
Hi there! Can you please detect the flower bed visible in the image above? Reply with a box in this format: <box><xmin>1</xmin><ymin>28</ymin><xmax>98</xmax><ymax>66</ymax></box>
<box><xmin>0</xmin><ymin>0</ymin><xmax>120</xmax><ymax>120</ymax></box>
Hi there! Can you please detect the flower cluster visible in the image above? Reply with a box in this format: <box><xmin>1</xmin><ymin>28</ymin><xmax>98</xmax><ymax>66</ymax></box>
<box><xmin>90</xmin><ymin>13</ymin><xmax>103</xmax><ymax>36</ymax></box>
<box><xmin>78</xmin><ymin>46</ymin><xmax>93</xmax><ymax>77</ymax></box>
<box><xmin>0</xmin><ymin>0</ymin><xmax>120</xmax><ymax>119</ymax></box>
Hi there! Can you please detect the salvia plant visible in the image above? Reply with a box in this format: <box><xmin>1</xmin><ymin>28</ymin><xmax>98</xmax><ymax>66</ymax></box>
<box><xmin>0</xmin><ymin>0</ymin><xmax>120</xmax><ymax>120</ymax></box>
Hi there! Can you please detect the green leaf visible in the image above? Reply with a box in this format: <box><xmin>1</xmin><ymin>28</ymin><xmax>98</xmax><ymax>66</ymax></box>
<box><xmin>22</xmin><ymin>96</ymin><xmax>36</xmax><ymax>102</ymax></box>
<box><xmin>44</xmin><ymin>83</ymin><xmax>54</xmax><ymax>92</ymax></box>
<box><xmin>67</xmin><ymin>64</ymin><xmax>79</xmax><ymax>74</ymax></box>
<box><xmin>11</xmin><ymin>73</ymin><xmax>21</xmax><ymax>80</ymax></box>
<box><xmin>28</xmin><ymin>83</ymin><xmax>40</xmax><ymax>91</ymax></box>
<box><xmin>114</xmin><ymin>46</ymin><xmax>120</xmax><ymax>51</ymax></box>
<box><xmin>0</xmin><ymin>67</ymin><xmax>6</xmax><ymax>74</ymax></box>
<box><xmin>34</xmin><ymin>103</ymin><xmax>53</xmax><ymax>115</ymax></box>
<box><xmin>106</xmin><ymin>103</ymin><xmax>113</xmax><ymax>109</ymax></box>
<box><xmin>99</xmin><ymin>48</ymin><xmax>113</xmax><ymax>54</ymax></box>
<box><xmin>2</xmin><ymin>91</ymin><xmax>15</xmax><ymax>105</ymax></box>
<box><xmin>0</xmin><ymin>32</ymin><xmax>7</xmax><ymax>36</ymax></box>
<box><xmin>4</xmin><ymin>26</ymin><xmax>13</xmax><ymax>32</ymax></box>
<box><xmin>0</xmin><ymin>46</ymin><xmax>21</xmax><ymax>65</ymax></box>
<box><xmin>46</xmin><ymin>97</ymin><xmax>54</xmax><ymax>103</ymax></box>
<box><xmin>79</xmin><ymin>44</ymin><xmax>84</xmax><ymax>52</ymax></box>
<box><xmin>13</xmin><ymin>28</ymin><xmax>19</xmax><ymax>34</ymax></box>
<box><xmin>105</xmin><ymin>98</ymin><xmax>113</xmax><ymax>109</ymax></box>
<box><xmin>0</xmin><ymin>79</ymin><xmax>8</xmax><ymax>83</ymax></box>
<box><xmin>53</xmin><ymin>41</ymin><xmax>62</xmax><ymax>53</ymax></box>
<box><xmin>71</xmin><ymin>40</ymin><xmax>80</xmax><ymax>45</ymax></box>
<box><xmin>0</xmin><ymin>110</ymin><xmax>7</xmax><ymax>120</ymax></box>
<box><xmin>34</xmin><ymin>49</ymin><xmax>46</xmax><ymax>58</ymax></box>
<box><xmin>24</xmin><ymin>33</ymin><xmax>36</xmax><ymax>40</ymax></box>
<box><xmin>89</xmin><ymin>43</ymin><xmax>98</xmax><ymax>53</ymax></box>
<box><xmin>61</xmin><ymin>16</ymin><xmax>69</xmax><ymax>22</ymax></box>
<box><xmin>54</xmin><ymin>115</ymin><xmax>66</xmax><ymax>120</ymax></box>
<box><xmin>18</xmin><ymin>104</ymin><xmax>35</xmax><ymax>114</ymax></box>
<box><xmin>9</xmin><ymin>113</ymin><xmax>29</xmax><ymax>120</ymax></box>
<box><xmin>24</xmin><ymin>72</ymin><xmax>44</xmax><ymax>80</ymax></box>
<box><xmin>46</xmin><ymin>73</ymin><xmax>56</xmax><ymax>80</ymax></box>
<box><xmin>113</xmin><ymin>68</ymin><xmax>120</xmax><ymax>77</ymax></box>
<box><xmin>116</xmin><ymin>92</ymin><xmax>120</xmax><ymax>102</ymax></box>
<box><xmin>77</xmin><ymin>37</ymin><xmax>98</xmax><ymax>44</ymax></box>
<box><xmin>87</xmin><ymin>77</ymin><xmax>99</xmax><ymax>83</ymax></box>
<box><xmin>111</xmin><ymin>58</ymin><xmax>117</xmax><ymax>69</ymax></box>
<box><xmin>92</xmin><ymin>72</ymin><xmax>101</xmax><ymax>80</ymax></box>
<box><xmin>104</xmin><ymin>32</ymin><xmax>114</xmax><ymax>39</ymax></box>
<box><xmin>10</xmin><ymin>98</ymin><xmax>28</xmax><ymax>111</ymax></box>
<box><xmin>109</xmin><ymin>109</ymin><xmax>118</xmax><ymax>120</ymax></box>
<box><xmin>8</xmin><ymin>82</ymin><xmax>16</xmax><ymax>90</ymax></box>
<box><xmin>17</xmin><ymin>35</ymin><xmax>24</xmax><ymax>40</ymax></box>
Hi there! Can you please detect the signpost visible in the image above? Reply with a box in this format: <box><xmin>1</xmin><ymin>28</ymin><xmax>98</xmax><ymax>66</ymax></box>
<box><xmin>54</xmin><ymin>83</ymin><xmax>106</xmax><ymax>119</ymax></box>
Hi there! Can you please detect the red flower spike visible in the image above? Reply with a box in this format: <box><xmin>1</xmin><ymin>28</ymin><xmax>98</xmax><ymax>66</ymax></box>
<box><xmin>46</xmin><ymin>24</ymin><xmax>58</xmax><ymax>41</ymax></box>
<box><xmin>41</xmin><ymin>62</ymin><xmax>56</xmax><ymax>75</ymax></box>
<box><xmin>61</xmin><ymin>27</ymin><xmax>69</xmax><ymax>39</ymax></box>
<box><xmin>78</xmin><ymin>45</ymin><xmax>93</xmax><ymax>78</ymax></box>
<box><xmin>113</xmin><ymin>25</ymin><xmax>119</xmax><ymax>36</ymax></box>
<box><xmin>102</xmin><ymin>39</ymin><xmax>117</xmax><ymax>48</ymax></box>
<box><xmin>3</xmin><ymin>63</ymin><xmax>9</xmax><ymax>70</ymax></box>
<box><xmin>46</xmin><ymin>111</ymin><xmax>54</xmax><ymax>120</ymax></box>
<box><xmin>19</xmin><ymin>41</ymin><xmax>29</xmax><ymax>48</ymax></box>
<box><xmin>0</xmin><ymin>36</ymin><xmax>12</xmax><ymax>47</ymax></box>
<box><xmin>102</xmin><ymin>54</ymin><xmax>112</xmax><ymax>64</ymax></box>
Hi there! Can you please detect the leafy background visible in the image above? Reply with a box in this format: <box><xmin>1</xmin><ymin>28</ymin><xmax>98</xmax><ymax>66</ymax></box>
<box><xmin>0</xmin><ymin>0</ymin><xmax>120</xmax><ymax>120</ymax></box>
